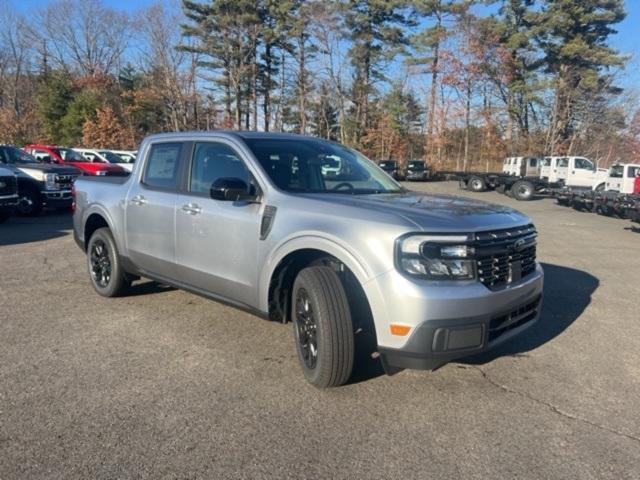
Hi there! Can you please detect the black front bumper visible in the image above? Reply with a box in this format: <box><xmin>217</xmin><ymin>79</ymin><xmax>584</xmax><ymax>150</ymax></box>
<box><xmin>42</xmin><ymin>190</ymin><xmax>73</xmax><ymax>208</ymax></box>
<box><xmin>379</xmin><ymin>294</ymin><xmax>543</xmax><ymax>371</ymax></box>
<box><xmin>0</xmin><ymin>195</ymin><xmax>19</xmax><ymax>213</ymax></box>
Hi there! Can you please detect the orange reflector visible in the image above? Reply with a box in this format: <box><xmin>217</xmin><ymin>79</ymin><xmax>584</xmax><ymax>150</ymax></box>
<box><xmin>390</xmin><ymin>324</ymin><xmax>411</xmax><ymax>336</ymax></box>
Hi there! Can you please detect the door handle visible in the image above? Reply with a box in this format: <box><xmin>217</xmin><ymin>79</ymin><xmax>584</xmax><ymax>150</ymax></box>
<box><xmin>130</xmin><ymin>194</ymin><xmax>147</xmax><ymax>206</ymax></box>
<box><xmin>181</xmin><ymin>203</ymin><xmax>202</xmax><ymax>215</ymax></box>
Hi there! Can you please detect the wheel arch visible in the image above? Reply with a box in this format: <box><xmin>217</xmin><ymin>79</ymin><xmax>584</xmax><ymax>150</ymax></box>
<box><xmin>82</xmin><ymin>205</ymin><xmax>118</xmax><ymax>251</ymax></box>
<box><xmin>261</xmin><ymin>237</ymin><xmax>373</xmax><ymax>323</ymax></box>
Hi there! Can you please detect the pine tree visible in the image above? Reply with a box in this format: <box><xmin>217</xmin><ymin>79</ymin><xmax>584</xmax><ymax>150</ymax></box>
<box><xmin>534</xmin><ymin>0</ymin><xmax>626</xmax><ymax>151</ymax></box>
<box><xmin>343</xmin><ymin>0</ymin><xmax>410</xmax><ymax>144</ymax></box>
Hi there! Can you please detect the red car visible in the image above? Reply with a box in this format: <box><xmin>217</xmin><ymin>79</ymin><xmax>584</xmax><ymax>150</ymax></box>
<box><xmin>23</xmin><ymin>144</ymin><xmax>126</xmax><ymax>176</ymax></box>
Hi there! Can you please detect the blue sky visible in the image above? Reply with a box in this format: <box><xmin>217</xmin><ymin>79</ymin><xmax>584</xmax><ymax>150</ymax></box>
<box><xmin>11</xmin><ymin>0</ymin><xmax>640</xmax><ymax>89</ymax></box>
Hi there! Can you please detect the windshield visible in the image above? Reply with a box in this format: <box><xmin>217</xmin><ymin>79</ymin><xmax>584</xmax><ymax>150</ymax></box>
<box><xmin>408</xmin><ymin>161</ymin><xmax>424</xmax><ymax>170</ymax></box>
<box><xmin>99</xmin><ymin>150</ymin><xmax>127</xmax><ymax>164</ymax></box>
<box><xmin>245</xmin><ymin>138</ymin><xmax>403</xmax><ymax>194</ymax></box>
<box><xmin>1</xmin><ymin>146</ymin><xmax>41</xmax><ymax>165</ymax></box>
<box><xmin>542</xmin><ymin>158</ymin><xmax>551</xmax><ymax>167</ymax></box>
<box><xmin>55</xmin><ymin>148</ymin><xmax>89</xmax><ymax>162</ymax></box>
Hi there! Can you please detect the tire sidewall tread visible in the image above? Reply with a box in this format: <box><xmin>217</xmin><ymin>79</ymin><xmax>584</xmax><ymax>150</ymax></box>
<box><xmin>292</xmin><ymin>266</ymin><xmax>354</xmax><ymax>388</ymax></box>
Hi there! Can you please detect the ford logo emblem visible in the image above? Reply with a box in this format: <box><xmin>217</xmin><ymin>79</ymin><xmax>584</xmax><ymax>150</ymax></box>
<box><xmin>513</xmin><ymin>238</ymin><xmax>527</xmax><ymax>252</ymax></box>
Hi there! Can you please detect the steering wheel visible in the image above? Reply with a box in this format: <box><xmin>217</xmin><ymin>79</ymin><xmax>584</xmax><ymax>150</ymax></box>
<box><xmin>332</xmin><ymin>182</ymin><xmax>355</xmax><ymax>191</ymax></box>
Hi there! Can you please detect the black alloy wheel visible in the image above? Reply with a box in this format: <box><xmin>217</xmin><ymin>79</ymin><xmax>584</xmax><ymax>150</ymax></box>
<box><xmin>294</xmin><ymin>288</ymin><xmax>318</xmax><ymax>370</ymax></box>
<box><xmin>90</xmin><ymin>239</ymin><xmax>112</xmax><ymax>288</ymax></box>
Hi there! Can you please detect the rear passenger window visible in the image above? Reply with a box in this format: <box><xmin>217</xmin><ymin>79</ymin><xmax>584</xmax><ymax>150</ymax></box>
<box><xmin>143</xmin><ymin>143</ymin><xmax>183</xmax><ymax>190</ymax></box>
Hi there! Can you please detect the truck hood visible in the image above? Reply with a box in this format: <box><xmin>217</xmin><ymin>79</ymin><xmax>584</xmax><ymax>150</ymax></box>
<box><xmin>301</xmin><ymin>191</ymin><xmax>531</xmax><ymax>232</ymax></box>
<box><xmin>8</xmin><ymin>163</ymin><xmax>80</xmax><ymax>181</ymax></box>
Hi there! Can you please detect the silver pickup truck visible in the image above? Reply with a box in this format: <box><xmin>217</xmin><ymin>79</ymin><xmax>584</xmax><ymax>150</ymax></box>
<box><xmin>73</xmin><ymin>132</ymin><xmax>544</xmax><ymax>388</ymax></box>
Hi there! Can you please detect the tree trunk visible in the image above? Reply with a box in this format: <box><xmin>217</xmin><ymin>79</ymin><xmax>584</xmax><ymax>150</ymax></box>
<box><xmin>263</xmin><ymin>43</ymin><xmax>272</xmax><ymax>132</ymax></box>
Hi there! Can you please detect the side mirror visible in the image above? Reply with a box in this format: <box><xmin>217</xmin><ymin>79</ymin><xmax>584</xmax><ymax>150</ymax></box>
<box><xmin>210</xmin><ymin>177</ymin><xmax>255</xmax><ymax>202</ymax></box>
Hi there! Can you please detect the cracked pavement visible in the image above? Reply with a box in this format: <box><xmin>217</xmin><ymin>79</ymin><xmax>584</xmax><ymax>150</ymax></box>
<box><xmin>1</xmin><ymin>181</ymin><xmax>639</xmax><ymax>479</ymax></box>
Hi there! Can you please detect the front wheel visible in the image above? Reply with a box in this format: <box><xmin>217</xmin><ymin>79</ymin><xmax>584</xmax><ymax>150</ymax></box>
<box><xmin>16</xmin><ymin>187</ymin><xmax>42</xmax><ymax>216</ymax></box>
<box><xmin>292</xmin><ymin>266</ymin><xmax>354</xmax><ymax>388</ymax></box>
<box><xmin>87</xmin><ymin>227</ymin><xmax>131</xmax><ymax>297</ymax></box>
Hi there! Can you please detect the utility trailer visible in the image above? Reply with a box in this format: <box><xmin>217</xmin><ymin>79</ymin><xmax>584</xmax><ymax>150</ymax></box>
<box><xmin>454</xmin><ymin>156</ymin><xmax>609</xmax><ymax>201</ymax></box>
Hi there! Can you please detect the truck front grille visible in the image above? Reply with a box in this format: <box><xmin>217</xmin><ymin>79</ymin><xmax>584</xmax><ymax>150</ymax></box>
<box><xmin>474</xmin><ymin>224</ymin><xmax>537</xmax><ymax>290</ymax></box>
<box><xmin>55</xmin><ymin>174</ymin><xmax>79</xmax><ymax>189</ymax></box>
<box><xmin>0</xmin><ymin>175</ymin><xmax>18</xmax><ymax>196</ymax></box>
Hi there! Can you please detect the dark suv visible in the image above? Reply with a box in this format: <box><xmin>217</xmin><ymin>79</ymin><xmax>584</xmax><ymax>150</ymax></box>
<box><xmin>0</xmin><ymin>145</ymin><xmax>80</xmax><ymax>216</ymax></box>
<box><xmin>378</xmin><ymin>160</ymin><xmax>404</xmax><ymax>180</ymax></box>
<box><xmin>406</xmin><ymin>160</ymin><xmax>429</xmax><ymax>181</ymax></box>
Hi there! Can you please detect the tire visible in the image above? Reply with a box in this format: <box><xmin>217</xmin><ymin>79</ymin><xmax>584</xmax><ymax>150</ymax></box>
<box><xmin>468</xmin><ymin>176</ymin><xmax>486</xmax><ymax>192</ymax></box>
<box><xmin>511</xmin><ymin>180</ymin><xmax>535</xmax><ymax>201</ymax></box>
<box><xmin>86</xmin><ymin>227</ymin><xmax>131</xmax><ymax>297</ymax></box>
<box><xmin>16</xmin><ymin>186</ymin><xmax>42</xmax><ymax>216</ymax></box>
<box><xmin>291</xmin><ymin>265</ymin><xmax>354</xmax><ymax>388</ymax></box>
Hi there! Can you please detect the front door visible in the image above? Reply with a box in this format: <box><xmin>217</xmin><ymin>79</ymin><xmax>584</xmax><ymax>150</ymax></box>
<box><xmin>125</xmin><ymin>141</ymin><xmax>186</xmax><ymax>279</ymax></box>
<box><xmin>175</xmin><ymin>140</ymin><xmax>262</xmax><ymax>308</ymax></box>
<box><xmin>569</xmin><ymin>157</ymin><xmax>596</xmax><ymax>187</ymax></box>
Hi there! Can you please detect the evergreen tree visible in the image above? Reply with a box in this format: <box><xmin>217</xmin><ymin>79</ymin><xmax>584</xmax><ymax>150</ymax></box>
<box><xmin>343</xmin><ymin>0</ymin><xmax>410</xmax><ymax>144</ymax></box>
<box><xmin>534</xmin><ymin>0</ymin><xmax>626</xmax><ymax>151</ymax></box>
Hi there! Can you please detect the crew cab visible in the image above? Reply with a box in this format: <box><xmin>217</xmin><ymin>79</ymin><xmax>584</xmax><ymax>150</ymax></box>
<box><xmin>0</xmin><ymin>165</ymin><xmax>19</xmax><ymax>223</ymax></box>
<box><xmin>604</xmin><ymin>163</ymin><xmax>640</xmax><ymax>194</ymax></box>
<box><xmin>405</xmin><ymin>160</ymin><xmax>430</xmax><ymax>181</ymax></box>
<box><xmin>0</xmin><ymin>145</ymin><xmax>80</xmax><ymax>215</ymax></box>
<box><xmin>74</xmin><ymin>132</ymin><xmax>544</xmax><ymax>388</ymax></box>
<box><xmin>378</xmin><ymin>160</ymin><xmax>404</xmax><ymax>180</ymax></box>
<box><xmin>23</xmin><ymin>144</ymin><xmax>126</xmax><ymax>176</ymax></box>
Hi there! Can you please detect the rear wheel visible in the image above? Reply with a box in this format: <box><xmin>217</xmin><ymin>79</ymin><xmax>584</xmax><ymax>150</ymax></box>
<box><xmin>511</xmin><ymin>180</ymin><xmax>535</xmax><ymax>201</ymax></box>
<box><xmin>87</xmin><ymin>227</ymin><xmax>131</xmax><ymax>297</ymax></box>
<box><xmin>468</xmin><ymin>176</ymin><xmax>486</xmax><ymax>192</ymax></box>
<box><xmin>16</xmin><ymin>186</ymin><xmax>42</xmax><ymax>216</ymax></box>
<box><xmin>292</xmin><ymin>265</ymin><xmax>354</xmax><ymax>388</ymax></box>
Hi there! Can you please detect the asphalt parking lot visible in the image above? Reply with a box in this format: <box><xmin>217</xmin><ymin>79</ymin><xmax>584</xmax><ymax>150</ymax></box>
<box><xmin>1</xmin><ymin>181</ymin><xmax>639</xmax><ymax>479</ymax></box>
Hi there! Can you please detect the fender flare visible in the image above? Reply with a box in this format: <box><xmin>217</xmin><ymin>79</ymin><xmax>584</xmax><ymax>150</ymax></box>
<box><xmin>258</xmin><ymin>234</ymin><xmax>373</xmax><ymax>312</ymax></box>
<box><xmin>82</xmin><ymin>204</ymin><xmax>121</xmax><ymax>250</ymax></box>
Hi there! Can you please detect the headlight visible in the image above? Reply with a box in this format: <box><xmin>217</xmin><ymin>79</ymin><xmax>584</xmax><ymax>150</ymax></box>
<box><xmin>396</xmin><ymin>234</ymin><xmax>476</xmax><ymax>280</ymax></box>
<box><xmin>44</xmin><ymin>173</ymin><xmax>57</xmax><ymax>190</ymax></box>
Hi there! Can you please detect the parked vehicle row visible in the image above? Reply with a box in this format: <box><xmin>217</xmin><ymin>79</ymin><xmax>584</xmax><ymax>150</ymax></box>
<box><xmin>554</xmin><ymin>164</ymin><xmax>640</xmax><ymax>228</ymax></box>
<box><xmin>378</xmin><ymin>159</ymin><xmax>431</xmax><ymax>181</ymax></box>
<box><xmin>0</xmin><ymin>144</ymin><xmax>136</xmax><ymax>220</ymax></box>
<box><xmin>456</xmin><ymin>155</ymin><xmax>617</xmax><ymax>201</ymax></box>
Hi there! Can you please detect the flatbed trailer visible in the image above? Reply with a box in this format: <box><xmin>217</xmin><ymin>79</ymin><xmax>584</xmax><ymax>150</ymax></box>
<box><xmin>450</xmin><ymin>171</ymin><xmax>560</xmax><ymax>201</ymax></box>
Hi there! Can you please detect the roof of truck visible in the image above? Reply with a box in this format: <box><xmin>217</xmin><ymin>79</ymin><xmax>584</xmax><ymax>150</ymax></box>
<box><xmin>142</xmin><ymin>130</ymin><xmax>324</xmax><ymax>143</ymax></box>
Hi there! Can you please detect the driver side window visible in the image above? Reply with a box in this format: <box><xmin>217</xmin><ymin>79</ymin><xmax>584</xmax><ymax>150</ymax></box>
<box><xmin>189</xmin><ymin>142</ymin><xmax>251</xmax><ymax>195</ymax></box>
<box><xmin>574</xmin><ymin>158</ymin><xmax>593</xmax><ymax>170</ymax></box>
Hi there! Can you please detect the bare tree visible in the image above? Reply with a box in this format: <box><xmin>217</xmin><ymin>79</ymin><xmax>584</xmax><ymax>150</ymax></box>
<box><xmin>33</xmin><ymin>0</ymin><xmax>130</xmax><ymax>76</ymax></box>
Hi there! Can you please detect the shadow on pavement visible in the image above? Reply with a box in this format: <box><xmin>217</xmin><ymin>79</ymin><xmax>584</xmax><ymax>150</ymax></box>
<box><xmin>464</xmin><ymin>262</ymin><xmax>599</xmax><ymax>365</ymax></box>
<box><xmin>126</xmin><ymin>280</ymin><xmax>176</xmax><ymax>297</ymax></box>
<box><xmin>0</xmin><ymin>212</ymin><xmax>73</xmax><ymax>246</ymax></box>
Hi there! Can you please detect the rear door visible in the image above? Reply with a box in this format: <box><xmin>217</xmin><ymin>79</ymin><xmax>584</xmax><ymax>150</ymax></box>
<box><xmin>175</xmin><ymin>140</ymin><xmax>262</xmax><ymax>307</ymax></box>
<box><xmin>125</xmin><ymin>141</ymin><xmax>187</xmax><ymax>279</ymax></box>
